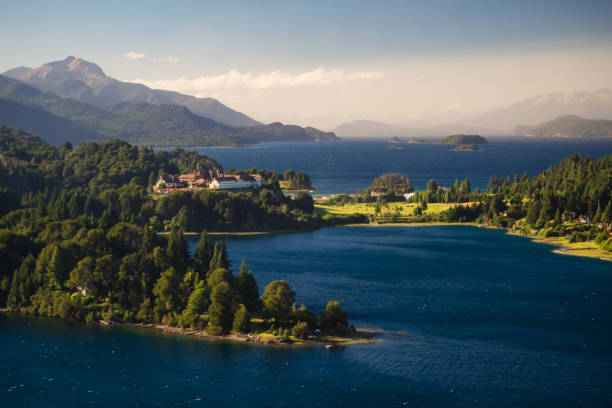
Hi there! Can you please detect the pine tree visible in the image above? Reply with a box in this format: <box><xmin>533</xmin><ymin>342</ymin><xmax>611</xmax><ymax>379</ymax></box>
<box><xmin>140</xmin><ymin>226</ymin><xmax>156</xmax><ymax>256</ymax></box>
<box><xmin>236</xmin><ymin>260</ymin><xmax>260</xmax><ymax>312</ymax></box>
<box><xmin>232</xmin><ymin>304</ymin><xmax>251</xmax><ymax>333</ymax></box>
<box><xmin>166</xmin><ymin>225</ymin><xmax>189</xmax><ymax>273</ymax></box>
<box><xmin>554</xmin><ymin>209</ymin><xmax>562</xmax><ymax>226</ymax></box>
<box><xmin>49</xmin><ymin>244</ymin><xmax>71</xmax><ymax>288</ymax></box>
<box><xmin>193</xmin><ymin>230</ymin><xmax>215</xmax><ymax>276</ymax></box>
<box><xmin>526</xmin><ymin>201</ymin><xmax>541</xmax><ymax>226</ymax></box>
<box><xmin>207</xmin><ymin>281</ymin><xmax>234</xmax><ymax>335</ymax></box>
<box><xmin>99</xmin><ymin>205</ymin><xmax>116</xmax><ymax>230</ymax></box>
<box><xmin>593</xmin><ymin>202</ymin><xmax>602</xmax><ymax>224</ymax></box>
<box><xmin>7</xmin><ymin>254</ymin><xmax>36</xmax><ymax>308</ymax></box>
<box><xmin>460</xmin><ymin>178</ymin><xmax>471</xmax><ymax>194</ymax></box>
<box><xmin>602</xmin><ymin>200</ymin><xmax>612</xmax><ymax>224</ymax></box>
<box><xmin>208</xmin><ymin>241</ymin><xmax>230</xmax><ymax>272</ymax></box>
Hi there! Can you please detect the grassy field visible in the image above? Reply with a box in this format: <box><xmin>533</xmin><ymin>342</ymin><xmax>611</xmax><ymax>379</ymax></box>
<box><xmin>315</xmin><ymin>201</ymin><xmax>472</xmax><ymax>217</ymax></box>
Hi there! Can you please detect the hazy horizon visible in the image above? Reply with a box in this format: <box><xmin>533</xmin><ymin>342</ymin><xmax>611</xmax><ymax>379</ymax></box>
<box><xmin>2</xmin><ymin>0</ymin><xmax>612</xmax><ymax>130</ymax></box>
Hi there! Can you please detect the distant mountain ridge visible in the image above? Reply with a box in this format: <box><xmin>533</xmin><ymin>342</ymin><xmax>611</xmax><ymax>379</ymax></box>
<box><xmin>0</xmin><ymin>75</ymin><xmax>338</xmax><ymax>146</ymax></box>
<box><xmin>3</xmin><ymin>56</ymin><xmax>260</xmax><ymax>128</ymax></box>
<box><xmin>333</xmin><ymin>88</ymin><xmax>612</xmax><ymax>138</ymax></box>
<box><xmin>461</xmin><ymin>89</ymin><xmax>612</xmax><ymax>131</ymax></box>
<box><xmin>514</xmin><ymin>115</ymin><xmax>612</xmax><ymax>138</ymax></box>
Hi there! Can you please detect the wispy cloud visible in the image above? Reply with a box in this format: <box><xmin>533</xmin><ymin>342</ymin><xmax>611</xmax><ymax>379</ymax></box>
<box><xmin>122</xmin><ymin>51</ymin><xmax>145</xmax><ymax>59</ymax></box>
<box><xmin>129</xmin><ymin>67</ymin><xmax>384</xmax><ymax>95</ymax></box>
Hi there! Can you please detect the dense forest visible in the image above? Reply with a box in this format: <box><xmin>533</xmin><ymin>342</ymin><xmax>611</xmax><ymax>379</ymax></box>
<box><xmin>0</xmin><ymin>126</ymin><xmax>351</xmax><ymax>338</ymax></box>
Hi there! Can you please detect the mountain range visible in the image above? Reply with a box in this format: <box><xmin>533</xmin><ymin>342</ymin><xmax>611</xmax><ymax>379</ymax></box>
<box><xmin>3</xmin><ymin>56</ymin><xmax>259</xmax><ymax>128</ymax></box>
<box><xmin>514</xmin><ymin>115</ymin><xmax>612</xmax><ymax>138</ymax></box>
<box><xmin>461</xmin><ymin>88</ymin><xmax>612</xmax><ymax>131</ymax></box>
<box><xmin>0</xmin><ymin>57</ymin><xmax>338</xmax><ymax>146</ymax></box>
<box><xmin>334</xmin><ymin>88</ymin><xmax>612</xmax><ymax>138</ymax></box>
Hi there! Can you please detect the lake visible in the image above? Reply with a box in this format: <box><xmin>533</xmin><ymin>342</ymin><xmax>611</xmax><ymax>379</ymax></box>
<box><xmin>2</xmin><ymin>226</ymin><xmax>611</xmax><ymax>407</ymax></box>
<box><xmin>177</xmin><ymin>138</ymin><xmax>612</xmax><ymax>193</ymax></box>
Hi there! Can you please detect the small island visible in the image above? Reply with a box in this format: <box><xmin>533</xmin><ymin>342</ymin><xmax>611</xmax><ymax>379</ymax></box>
<box><xmin>389</xmin><ymin>144</ymin><xmax>404</xmax><ymax>150</ymax></box>
<box><xmin>387</xmin><ymin>136</ymin><xmax>430</xmax><ymax>144</ymax></box>
<box><xmin>453</xmin><ymin>144</ymin><xmax>480</xmax><ymax>151</ymax></box>
<box><xmin>440</xmin><ymin>134</ymin><xmax>488</xmax><ymax>145</ymax></box>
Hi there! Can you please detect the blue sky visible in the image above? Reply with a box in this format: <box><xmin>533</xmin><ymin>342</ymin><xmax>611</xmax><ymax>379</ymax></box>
<box><xmin>1</xmin><ymin>0</ymin><xmax>612</xmax><ymax>127</ymax></box>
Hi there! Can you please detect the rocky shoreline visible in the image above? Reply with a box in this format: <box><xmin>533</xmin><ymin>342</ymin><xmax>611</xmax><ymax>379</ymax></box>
<box><xmin>117</xmin><ymin>322</ymin><xmax>381</xmax><ymax>348</ymax></box>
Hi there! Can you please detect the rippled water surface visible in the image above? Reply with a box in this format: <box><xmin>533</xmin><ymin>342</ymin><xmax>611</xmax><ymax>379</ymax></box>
<box><xmin>2</xmin><ymin>226</ymin><xmax>611</xmax><ymax>407</ymax></box>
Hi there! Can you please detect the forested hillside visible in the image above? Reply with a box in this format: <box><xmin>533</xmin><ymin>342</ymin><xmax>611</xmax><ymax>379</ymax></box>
<box><xmin>0</xmin><ymin>75</ymin><xmax>339</xmax><ymax>147</ymax></box>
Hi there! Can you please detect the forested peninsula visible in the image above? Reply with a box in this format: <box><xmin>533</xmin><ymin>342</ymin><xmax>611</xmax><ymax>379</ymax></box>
<box><xmin>0</xmin><ymin>126</ymin><xmax>363</xmax><ymax>346</ymax></box>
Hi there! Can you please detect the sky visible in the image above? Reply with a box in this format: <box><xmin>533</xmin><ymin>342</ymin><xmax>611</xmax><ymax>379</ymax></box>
<box><xmin>1</xmin><ymin>0</ymin><xmax>612</xmax><ymax>129</ymax></box>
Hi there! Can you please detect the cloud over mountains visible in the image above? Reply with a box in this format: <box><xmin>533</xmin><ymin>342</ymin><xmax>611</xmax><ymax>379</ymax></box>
<box><xmin>130</xmin><ymin>67</ymin><xmax>385</xmax><ymax>96</ymax></box>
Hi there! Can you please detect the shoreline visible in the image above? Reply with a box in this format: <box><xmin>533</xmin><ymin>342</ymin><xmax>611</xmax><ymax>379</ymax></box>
<box><xmin>506</xmin><ymin>229</ymin><xmax>612</xmax><ymax>262</ymax></box>
<box><xmin>159</xmin><ymin>228</ymin><xmax>317</xmax><ymax>237</ymax></box>
<box><xmin>118</xmin><ymin>322</ymin><xmax>381</xmax><ymax>348</ymax></box>
<box><xmin>0</xmin><ymin>309</ymin><xmax>380</xmax><ymax>348</ymax></box>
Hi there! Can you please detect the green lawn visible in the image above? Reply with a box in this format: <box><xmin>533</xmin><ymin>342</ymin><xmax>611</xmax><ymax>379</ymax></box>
<box><xmin>315</xmin><ymin>202</ymin><xmax>472</xmax><ymax>217</ymax></box>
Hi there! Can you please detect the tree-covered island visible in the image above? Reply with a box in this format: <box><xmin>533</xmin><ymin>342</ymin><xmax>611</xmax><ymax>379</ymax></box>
<box><xmin>0</xmin><ymin>126</ymin><xmax>372</xmax><ymax>346</ymax></box>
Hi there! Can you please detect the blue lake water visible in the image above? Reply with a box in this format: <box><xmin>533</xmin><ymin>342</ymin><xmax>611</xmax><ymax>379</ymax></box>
<box><xmin>2</xmin><ymin>226</ymin><xmax>611</xmax><ymax>407</ymax></box>
<box><xmin>183</xmin><ymin>138</ymin><xmax>612</xmax><ymax>193</ymax></box>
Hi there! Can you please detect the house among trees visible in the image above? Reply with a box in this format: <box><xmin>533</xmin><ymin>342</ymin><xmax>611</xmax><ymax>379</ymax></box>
<box><xmin>154</xmin><ymin>174</ymin><xmax>188</xmax><ymax>192</ymax></box>
<box><xmin>179</xmin><ymin>169</ymin><xmax>216</xmax><ymax>188</ymax></box>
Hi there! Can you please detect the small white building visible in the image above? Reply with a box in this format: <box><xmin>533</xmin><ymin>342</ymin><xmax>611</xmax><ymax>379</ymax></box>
<box><xmin>209</xmin><ymin>174</ymin><xmax>262</xmax><ymax>190</ymax></box>
<box><xmin>403</xmin><ymin>192</ymin><xmax>415</xmax><ymax>202</ymax></box>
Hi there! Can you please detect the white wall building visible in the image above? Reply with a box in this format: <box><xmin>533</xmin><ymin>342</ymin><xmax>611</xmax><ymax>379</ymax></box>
<box><xmin>209</xmin><ymin>175</ymin><xmax>262</xmax><ymax>190</ymax></box>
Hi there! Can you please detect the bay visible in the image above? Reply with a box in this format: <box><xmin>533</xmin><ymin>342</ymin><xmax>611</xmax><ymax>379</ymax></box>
<box><xmin>2</xmin><ymin>226</ymin><xmax>611</xmax><ymax>407</ymax></box>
